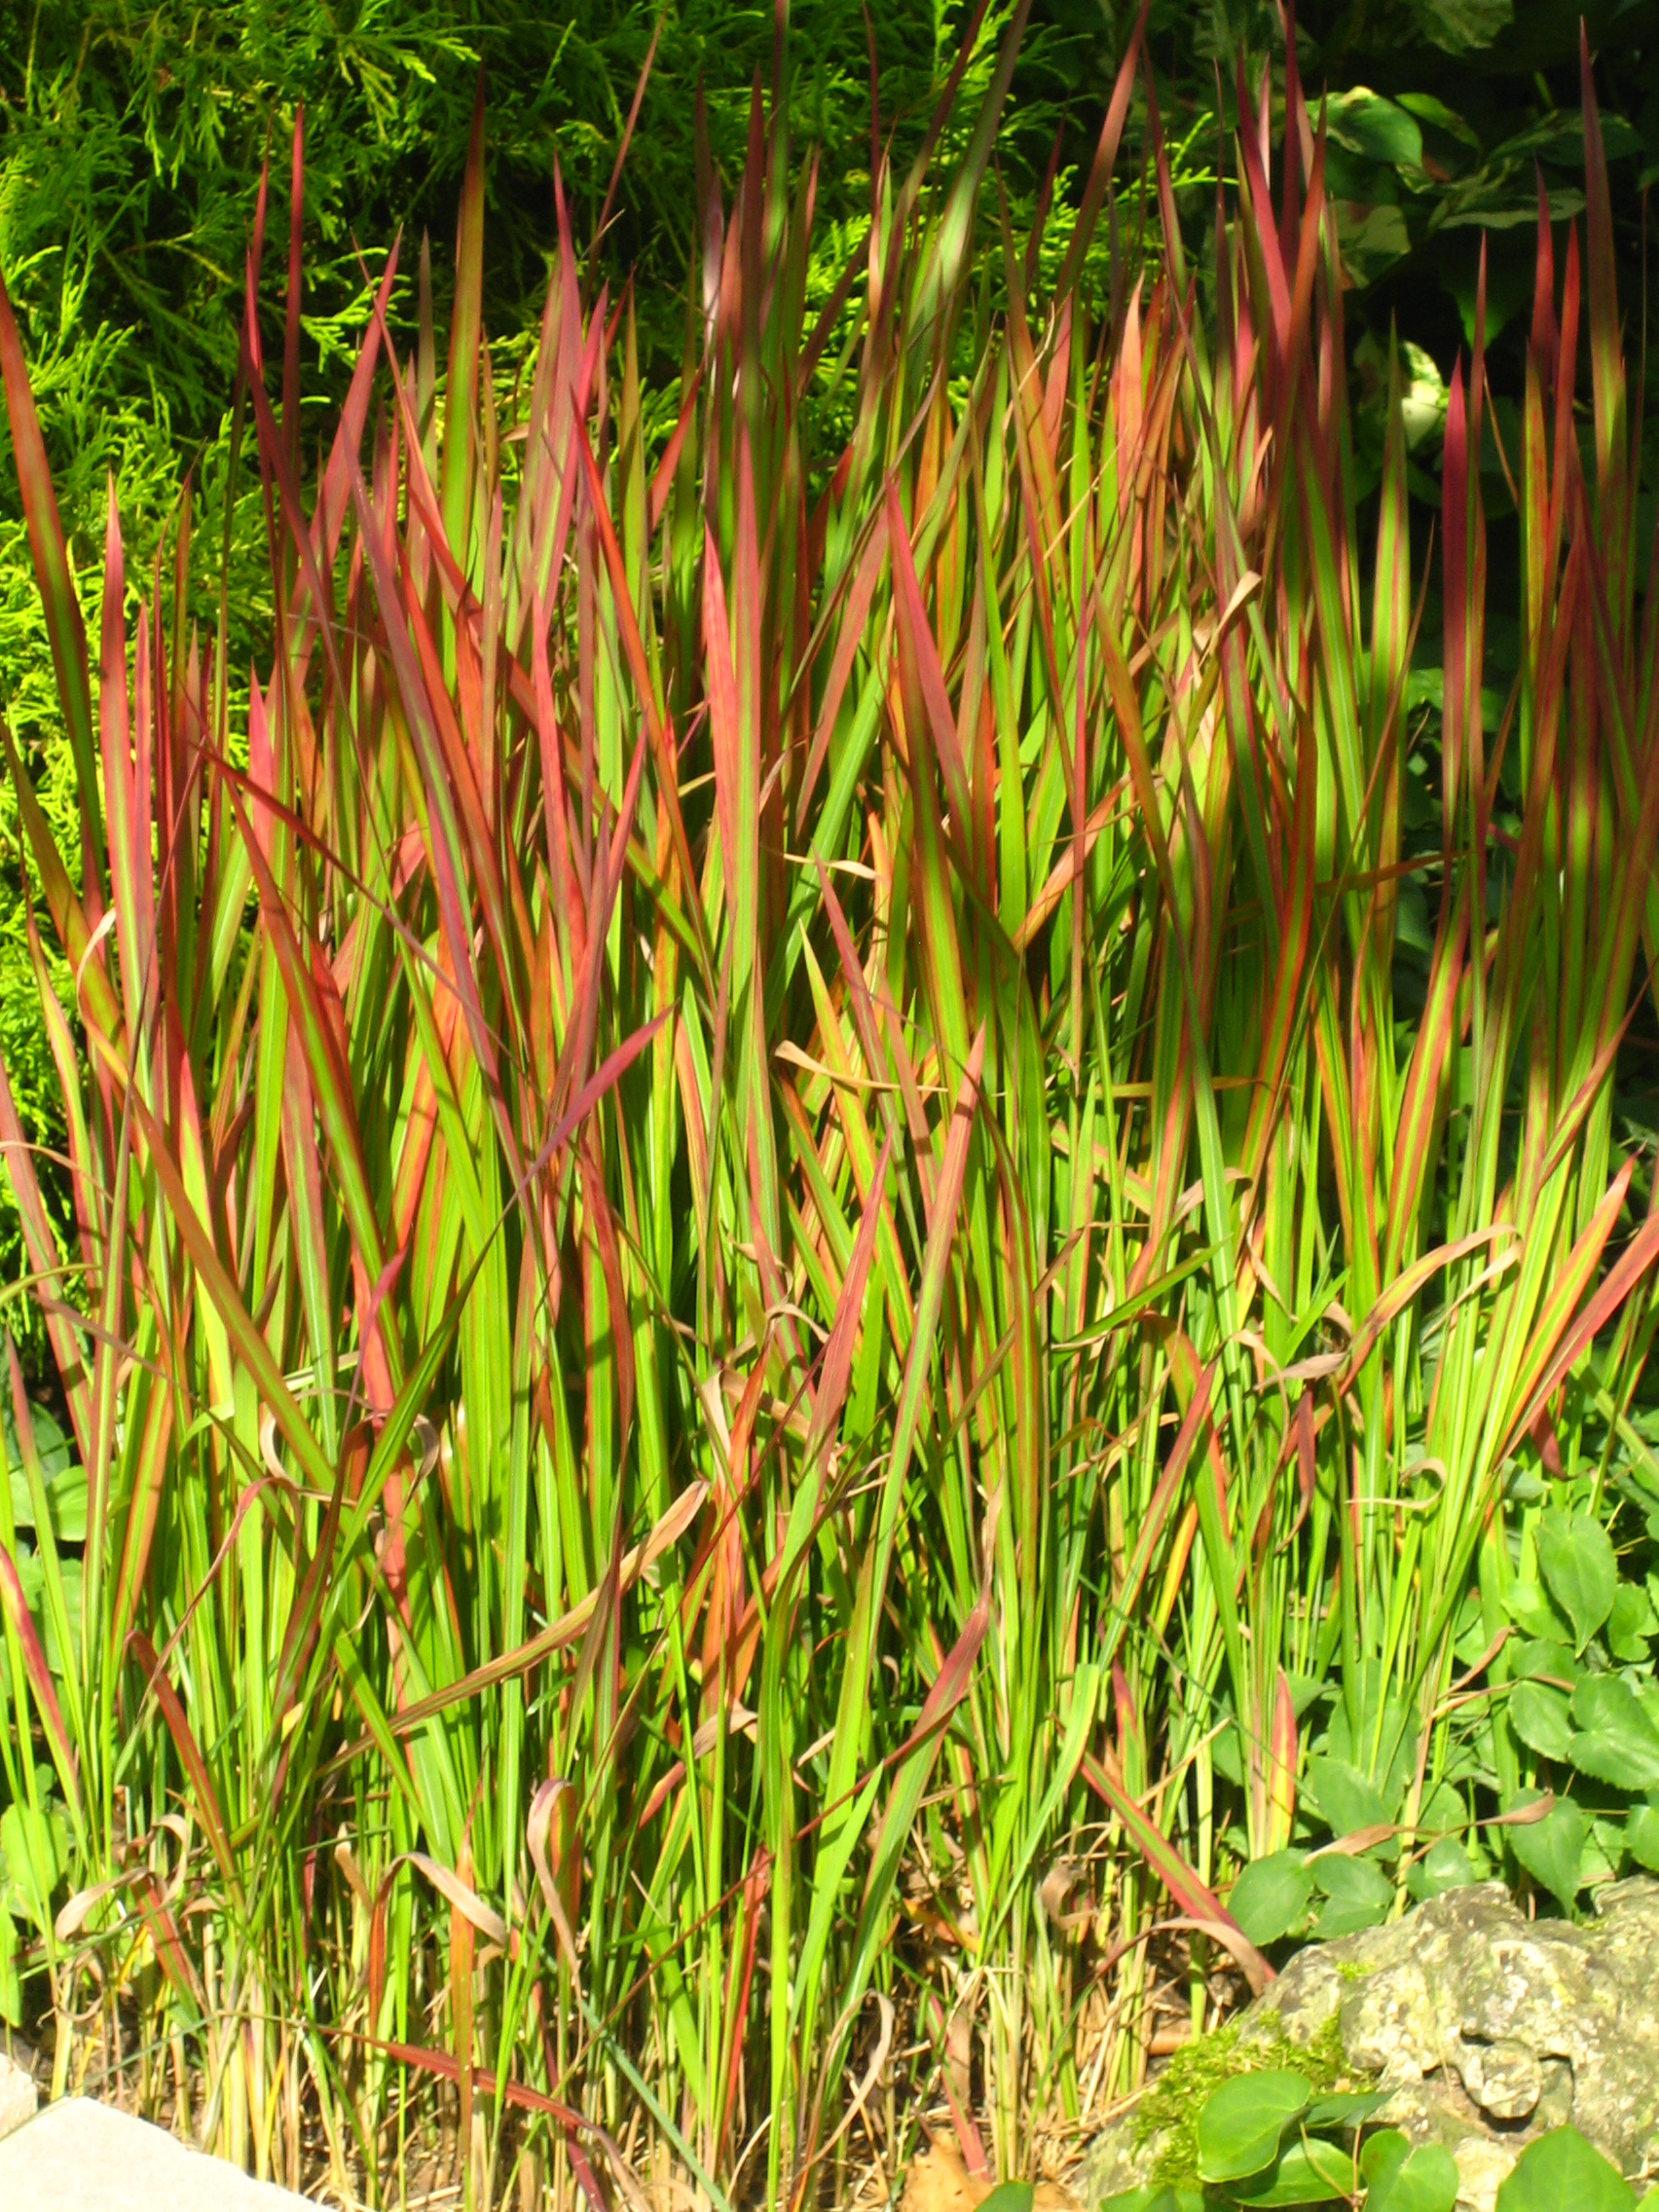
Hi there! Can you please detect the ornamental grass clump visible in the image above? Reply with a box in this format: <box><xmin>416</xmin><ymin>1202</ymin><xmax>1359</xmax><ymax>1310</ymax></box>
<box><xmin>1</xmin><ymin>11</ymin><xmax>1658</xmax><ymax>2208</ymax></box>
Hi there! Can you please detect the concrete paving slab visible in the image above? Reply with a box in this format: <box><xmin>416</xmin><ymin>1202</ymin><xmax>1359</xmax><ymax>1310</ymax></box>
<box><xmin>0</xmin><ymin>2046</ymin><xmax>36</xmax><ymax>2136</ymax></box>
<box><xmin>0</xmin><ymin>2095</ymin><xmax>317</xmax><ymax>2209</ymax></box>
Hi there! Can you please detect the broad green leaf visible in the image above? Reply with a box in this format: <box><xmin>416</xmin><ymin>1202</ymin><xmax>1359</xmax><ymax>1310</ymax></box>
<box><xmin>1396</xmin><ymin>92</ymin><xmax>1482</xmax><ymax>149</ymax></box>
<box><xmin>1625</xmin><ymin>1798</ymin><xmax>1659</xmax><ymax>1873</ymax></box>
<box><xmin>1504</xmin><ymin>1581</ymin><xmax>1572</xmax><ymax>1642</ymax></box>
<box><xmin>1229</xmin><ymin>1852</ymin><xmax>1314</xmax><ymax>1945</ymax></box>
<box><xmin>1409</xmin><ymin>1837</ymin><xmax>1478</xmax><ymax>1900</ymax></box>
<box><xmin>1310</xmin><ymin>1852</ymin><xmax>1393</xmax><ymax>1936</ymax></box>
<box><xmin>1439</xmin><ymin>181</ymin><xmax>1586</xmax><ymax>234</ymax></box>
<box><xmin>1419</xmin><ymin>1781</ymin><xmax>1469</xmax><ymax>1832</ymax></box>
<box><xmin>1306</xmin><ymin>1756</ymin><xmax>1393</xmax><ymax>1839</ymax></box>
<box><xmin>1505</xmin><ymin>1793</ymin><xmax>1588</xmax><ymax>1910</ymax></box>
<box><xmin>1361</xmin><ymin>2130</ymin><xmax>1411</xmax><ymax>2184</ymax></box>
<box><xmin>1196</xmin><ymin>2072</ymin><xmax>1309</xmax><ymax>2186</ymax></box>
<box><xmin>1536</xmin><ymin>1514</ymin><xmax>1618</xmax><ymax>1652</ymax></box>
<box><xmin>1488</xmin><ymin>113</ymin><xmax>1642</xmax><ymax>166</ymax></box>
<box><xmin>1336</xmin><ymin>204</ymin><xmax>1412</xmax><ymax>288</ymax></box>
<box><xmin>1494</xmin><ymin>2127</ymin><xmax>1636</xmax><ymax>2210</ymax></box>
<box><xmin>0</xmin><ymin>1800</ymin><xmax>60</xmax><ymax>1929</ymax></box>
<box><xmin>1325</xmin><ymin>90</ymin><xmax>1422</xmax><ymax>169</ymax></box>
<box><xmin>4</xmin><ymin>1402</ymin><xmax>84</xmax><ymax>1545</ymax></box>
<box><xmin>1607</xmin><ymin>1583</ymin><xmax>1656</xmax><ymax>1663</ymax></box>
<box><xmin>1366</xmin><ymin>2141</ymin><xmax>1460</xmax><ymax>2212</ymax></box>
<box><xmin>1512</xmin><ymin>1639</ymin><xmax>1577</xmax><ymax>1682</ymax></box>
<box><xmin>1229</xmin><ymin>2133</ymin><xmax>1353</xmax><ymax>2203</ymax></box>
<box><xmin>977</xmin><ymin>2186</ymin><xmax>1034</xmax><ymax>2212</ymax></box>
<box><xmin>1509</xmin><ymin>1679</ymin><xmax>1574</xmax><ymax>1762</ymax></box>
<box><xmin>4</xmin><ymin>1544</ymin><xmax>84</xmax><ymax>1680</ymax></box>
<box><xmin>1322</xmin><ymin>1673</ymin><xmax>1418</xmax><ymax>1815</ymax></box>
<box><xmin>1567</xmin><ymin>1676</ymin><xmax>1659</xmax><ymax>1790</ymax></box>
<box><xmin>1409</xmin><ymin>0</ymin><xmax>1512</xmax><ymax>52</ymax></box>
<box><xmin>1302</xmin><ymin>2087</ymin><xmax>1391</xmax><ymax>2130</ymax></box>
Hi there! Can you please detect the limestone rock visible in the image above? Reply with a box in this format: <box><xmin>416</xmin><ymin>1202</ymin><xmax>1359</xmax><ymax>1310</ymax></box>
<box><xmin>1071</xmin><ymin>2118</ymin><xmax>1161</xmax><ymax>2204</ymax></box>
<box><xmin>1075</xmin><ymin>1877</ymin><xmax>1659</xmax><ymax>2211</ymax></box>
<box><xmin>1449</xmin><ymin>2131</ymin><xmax>1519</xmax><ymax>2212</ymax></box>
<box><xmin>1451</xmin><ymin>2035</ymin><xmax>1539</xmax><ymax>2121</ymax></box>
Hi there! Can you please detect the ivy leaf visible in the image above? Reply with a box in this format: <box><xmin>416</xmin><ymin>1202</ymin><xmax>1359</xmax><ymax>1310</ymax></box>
<box><xmin>1229</xmin><ymin>2133</ymin><xmax>1355</xmax><ymax>2204</ymax></box>
<box><xmin>1504</xmin><ymin>1792</ymin><xmax>1588</xmax><ymax>1911</ymax></box>
<box><xmin>1362</xmin><ymin>2131</ymin><xmax>1413</xmax><ymax>2185</ymax></box>
<box><xmin>1567</xmin><ymin>1676</ymin><xmax>1659</xmax><ymax>1791</ymax></box>
<box><xmin>1196</xmin><ymin>2072</ymin><xmax>1310</xmax><ymax>2186</ymax></box>
<box><xmin>1367</xmin><ymin>2142</ymin><xmax>1461</xmax><ymax>2212</ymax></box>
<box><xmin>977</xmin><ymin>2187</ymin><xmax>1034</xmax><ymax>2212</ymax></box>
<box><xmin>1302</xmin><ymin>2088</ymin><xmax>1391</xmax><ymax>2130</ymax></box>
<box><xmin>1536</xmin><ymin>1513</ymin><xmax>1618</xmax><ymax>1652</ymax></box>
<box><xmin>1494</xmin><ymin>2127</ymin><xmax>1636</xmax><ymax>2210</ymax></box>
<box><xmin>1510</xmin><ymin>1679</ymin><xmax>1575</xmax><ymax>1762</ymax></box>
<box><xmin>1229</xmin><ymin>1851</ymin><xmax>1313</xmax><ymax>1946</ymax></box>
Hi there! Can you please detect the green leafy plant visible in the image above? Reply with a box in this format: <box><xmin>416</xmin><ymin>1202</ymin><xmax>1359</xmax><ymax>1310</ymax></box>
<box><xmin>979</xmin><ymin>2185</ymin><xmax>1039</xmax><ymax>2212</ymax></box>
<box><xmin>1103</xmin><ymin>2068</ymin><xmax>1443</xmax><ymax>2209</ymax></box>
<box><xmin>1475</xmin><ymin>1497</ymin><xmax>1659</xmax><ymax>1909</ymax></box>
<box><xmin>4</xmin><ymin>8</ymin><xmax>1659</xmax><ymax>2203</ymax></box>
<box><xmin>1494</xmin><ymin>2128</ymin><xmax>1645</xmax><ymax>2211</ymax></box>
<box><xmin>1107</xmin><ymin>2075</ymin><xmax>1644</xmax><ymax>2210</ymax></box>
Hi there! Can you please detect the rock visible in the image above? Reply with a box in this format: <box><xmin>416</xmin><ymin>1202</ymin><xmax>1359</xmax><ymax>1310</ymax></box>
<box><xmin>1453</xmin><ymin>2034</ymin><xmax>1539</xmax><ymax>2121</ymax></box>
<box><xmin>1341</xmin><ymin>1957</ymin><xmax>1437</xmax><ymax>2080</ymax></box>
<box><xmin>1449</xmin><ymin>2131</ymin><xmax>1519</xmax><ymax>2212</ymax></box>
<box><xmin>0</xmin><ymin>2095</ymin><xmax>315</xmax><ymax>2208</ymax></box>
<box><xmin>1074</xmin><ymin>1878</ymin><xmax>1659</xmax><ymax>2212</ymax></box>
<box><xmin>1071</xmin><ymin>2120</ymin><xmax>1160</xmax><ymax>2205</ymax></box>
<box><xmin>0</xmin><ymin>2046</ymin><xmax>35</xmax><ymax>2138</ymax></box>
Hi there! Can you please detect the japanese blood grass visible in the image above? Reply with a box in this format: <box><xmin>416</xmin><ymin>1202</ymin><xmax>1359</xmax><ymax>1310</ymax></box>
<box><xmin>1</xmin><ymin>14</ymin><xmax>1658</xmax><ymax>2210</ymax></box>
